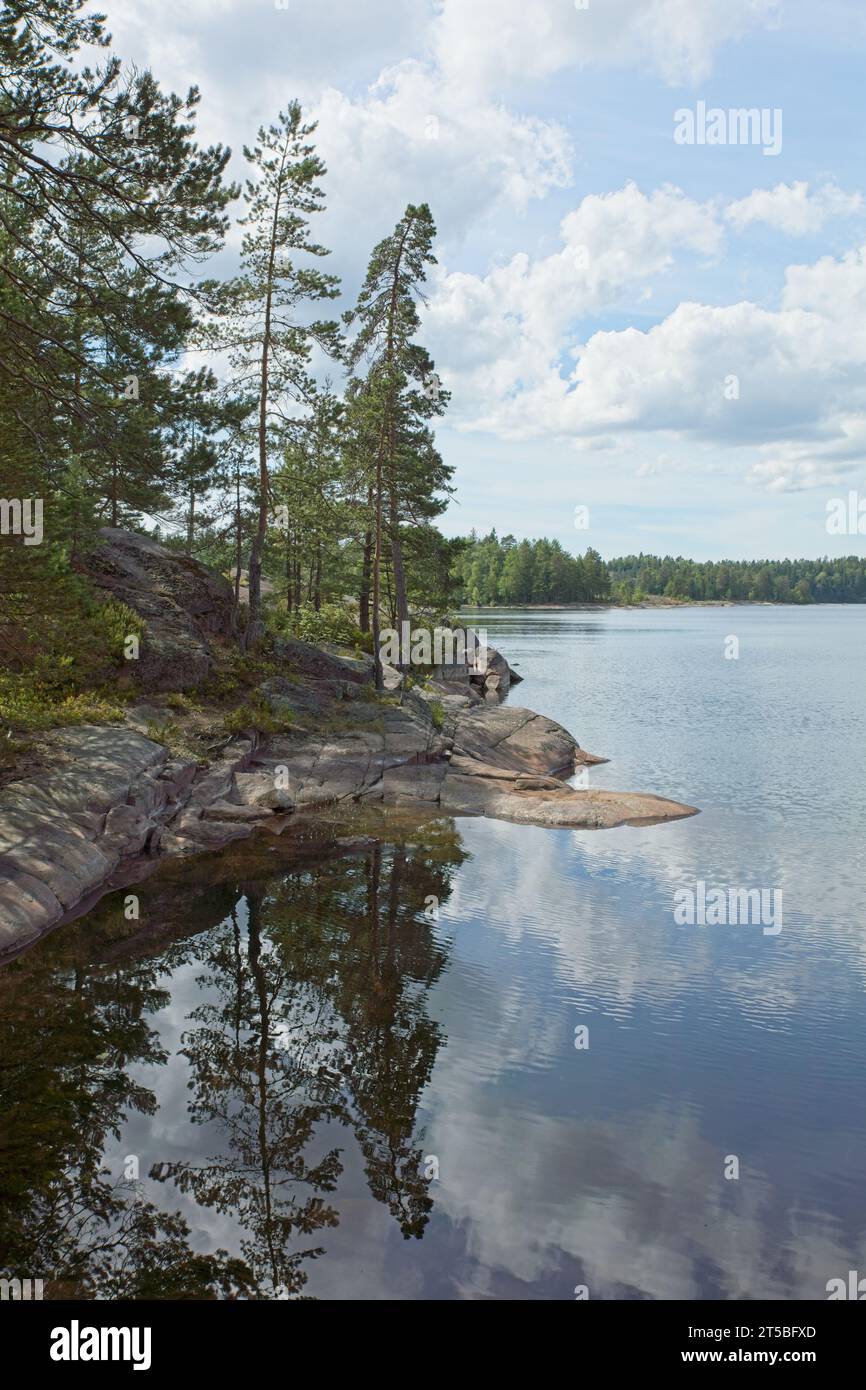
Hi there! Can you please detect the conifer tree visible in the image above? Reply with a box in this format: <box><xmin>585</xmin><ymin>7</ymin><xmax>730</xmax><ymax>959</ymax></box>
<box><xmin>219</xmin><ymin>103</ymin><xmax>340</xmax><ymax>648</ymax></box>
<box><xmin>344</xmin><ymin>204</ymin><xmax>452</xmax><ymax>686</ymax></box>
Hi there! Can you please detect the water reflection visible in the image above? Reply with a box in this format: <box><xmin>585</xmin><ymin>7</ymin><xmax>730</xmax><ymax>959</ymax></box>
<box><xmin>0</xmin><ymin>822</ymin><xmax>467</xmax><ymax>1298</ymax></box>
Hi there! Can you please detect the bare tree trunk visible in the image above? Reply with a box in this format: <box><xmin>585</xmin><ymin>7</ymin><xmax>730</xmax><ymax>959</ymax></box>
<box><xmin>384</xmin><ymin>556</ymin><xmax>395</xmax><ymax>629</ymax></box>
<box><xmin>232</xmin><ymin>462</ymin><xmax>242</xmax><ymax>639</ymax></box>
<box><xmin>389</xmin><ymin>494</ymin><xmax>409</xmax><ymax>637</ymax></box>
<box><xmin>372</xmin><ymin>450</ymin><xmax>383</xmax><ymax>690</ymax></box>
<box><xmin>359</xmin><ymin>516</ymin><xmax>372</xmax><ymax>634</ymax></box>
<box><xmin>285</xmin><ymin>526</ymin><xmax>292</xmax><ymax>613</ymax></box>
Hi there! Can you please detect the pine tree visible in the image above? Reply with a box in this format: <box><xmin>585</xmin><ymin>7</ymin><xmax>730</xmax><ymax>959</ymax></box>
<box><xmin>0</xmin><ymin>1</ymin><xmax>234</xmax><ymax>668</ymax></box>
<box><xmin>218</xmin><ymin>103</ymin><xmax>340</xmax><ymax>648</ymax></box>
<box><xmin>344</xmin><ymin>204</ymin><xmax>452</xmax><ymax>685</ymax></box>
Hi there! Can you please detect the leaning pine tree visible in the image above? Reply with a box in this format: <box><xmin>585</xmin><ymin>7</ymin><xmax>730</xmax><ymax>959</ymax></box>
<box><xmin>220</xmin><ymin>103</ymin><xmax>340</xmax><ymax>648</ymax></box>
<box><xmin>343</xmin><ymin>204</ymin><xmax>451</xmax><ymax>688</ymax></box>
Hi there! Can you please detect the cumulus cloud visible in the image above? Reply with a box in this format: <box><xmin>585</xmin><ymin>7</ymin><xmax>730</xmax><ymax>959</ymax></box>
<box><xmin>747</xmin><ymin>455</ymin><xmax>849</xmax><ymax>493</ymax></box>
<box><xmin>424</xmin><ymin>183</ymin><xmax>723</xmax><ymax>414</ymax></box>
<box><xmin>99</xmin><ymin>0</ymin><xmax>576</xmax><ymax>285</ymax></box>
<box><xmin>726</xmin><ymin>181</ymin><xmax>863</xmax><ymax>235</ymax></box>
<box><xmin>310</xmin><ymin>59</ymin><xmax>574</xmax><ymax>270</ymax></box>
<box><xmin>431</xmin><ymin>0</ymin><xmax>783</xmax><ymax>91</ymax></box>
<box><xmin>424</xmin><ymin>191</ymin><xmax>866</xmax><ymax>492</ymax></box>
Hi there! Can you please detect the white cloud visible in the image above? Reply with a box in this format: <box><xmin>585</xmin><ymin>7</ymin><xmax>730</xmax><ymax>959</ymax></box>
<box><xmin>98</xmin><ymin>0</ymin><xmax>576</xmax><ymax>287</ymax></box>
<box><xmin>726</xmin><ymin>181</ymin><xmax>863</xmax><ymax>236</ymax></box>
<box><xmin>425</xmin><ymin>204</ymin><xmax>866</xmax><ymax>493</ymax></box>
<box><xmin>747</xmin><ymin>455</ymin><xmax>849</xmax><ymax>493</ymax></box>
<box><xmin>312</xmin><ymin>58</ymin><xmax>574</xmax><ymax>245</ymax></box>
<box><xmin>431</xmin><ymin>0</ymin><xmax>783</xmax><ymax>92</ymax></box>
<box><xmin>424</xmin><ymin>182</ymin><xmax>723</xmax><ymax>413</ymax></box>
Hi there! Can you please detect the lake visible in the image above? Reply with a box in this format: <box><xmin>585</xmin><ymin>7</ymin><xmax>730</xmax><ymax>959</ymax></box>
<box><xmin>2</xmin><ymin>605</ymin><xmax>865</xmax><ymax>1299</ymax></box>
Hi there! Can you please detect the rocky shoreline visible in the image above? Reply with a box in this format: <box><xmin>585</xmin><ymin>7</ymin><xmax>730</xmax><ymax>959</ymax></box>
<box><xmin>0</xmin><ymin>529</ymin><xmax>698</xmax><ymax>958</ymax></box>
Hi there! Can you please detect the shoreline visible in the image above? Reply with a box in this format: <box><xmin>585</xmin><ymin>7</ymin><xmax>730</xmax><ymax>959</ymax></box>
<box><xmin>0</xmin><ymin>670</ymin><xmax>699</xmax><ymax>961</ymax></box>
<box><xmin>458</xmin><ymin>598</ymin><xmax>825</xmax><ymax>611</ymax></box>
<box><xmin>0</xmin><ymin>531</ymin><xmax>699</xmax><ymax>960</ymax></box>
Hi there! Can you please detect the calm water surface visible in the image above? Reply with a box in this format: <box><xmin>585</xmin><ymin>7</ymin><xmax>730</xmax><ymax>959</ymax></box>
<box><xmin>2</xmin><ymin>606</ymin><xmax>865</xmax><ymax>1299</ymax></box>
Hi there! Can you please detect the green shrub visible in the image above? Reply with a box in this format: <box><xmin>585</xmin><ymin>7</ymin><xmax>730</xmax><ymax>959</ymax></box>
<box><xmin>201</xmin><ymin>649</ymin><xmax>280</xmax><ymax>701</ymax></box>
<box><xmin>88</xmin><ymin>597</ymin><xmax>146</xmax><ymax>667</ymax></box>
<box><xmin>142</xmin><ymin>718</ymin><xmax>198</xmax><ymax>757</ymax></box>
<box><xmin>163</xmin><ymin>691</ymin><xmax>199</xmax><ymax>713</ymax></box>
<box><xmin>428</xmin><ymin>698</ymin><xmax>446</xmax><ymax>731</ymax></box>
<box><xmin>265</xmin><ymin>599</ymin><xmax>366</xmax><ymax>650</ymax></box>
<box><xmin>0</xmin><ymin>673</ymin><xmax>124</xmax><ymax>733</ymax></box>
<box><xmin>222</xmin><ymin>692</ymin><xmax>294</xmax><ymax>737</ymax></box>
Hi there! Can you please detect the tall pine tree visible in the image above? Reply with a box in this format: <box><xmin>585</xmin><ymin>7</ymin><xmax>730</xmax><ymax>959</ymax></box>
<box><xmin>344</xmin><ymin>204</ymin><xmax>452</xmax><ymax>685</ymax></box>
<box><xmin>218</xmin><ymin>103</ymin><xmax>340</xmax><ymax>648</ymax></box>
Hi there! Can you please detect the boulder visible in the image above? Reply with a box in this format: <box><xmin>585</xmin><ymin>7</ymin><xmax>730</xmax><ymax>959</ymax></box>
<box><xmin>81</xmin><ymin>527</ymin><xmax>234</xmax><ymax>691</ymax></box>
<box><xmin>0</xmin><ymin>725</ymin><xmax>172</xmax><ymax>947</ymax></box>
<box><xmin>451</xmin><ymin>704</ymin><xmax>580</xmax><ymax>776</ymax></box>
<box><xmin>234</xmin><ymin>771</ymin><xmax>295</xmax><ymax>811</ymax></box>
<box><xmin>467</xmin><ymin>642</ymin><xmax>522</xmax><ymax>698</ymax></box>
<box><xmin>272</xmin><ymin>637</ymin><xmax>367</xmax><ymax>686</ymax></box>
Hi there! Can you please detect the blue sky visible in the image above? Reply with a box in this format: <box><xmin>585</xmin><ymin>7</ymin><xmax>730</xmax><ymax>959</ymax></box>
<box><xmin>100</xmin><ymin>0</ymin><xmax>866</xmax><ymax>560</ymax></box>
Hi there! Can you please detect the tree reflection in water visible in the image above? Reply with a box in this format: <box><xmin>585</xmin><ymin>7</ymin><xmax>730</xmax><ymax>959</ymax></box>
<box><xmin>0</xmin><ymin>819</ymin><xmax>467</xmax><ymax>1298</ymax></box>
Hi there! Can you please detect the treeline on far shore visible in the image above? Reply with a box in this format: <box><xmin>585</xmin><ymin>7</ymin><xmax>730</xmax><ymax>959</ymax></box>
<box><xmin>454</xmin><ymin>533</ymin><xmax>866</xmax><ymax>605</ymax></box>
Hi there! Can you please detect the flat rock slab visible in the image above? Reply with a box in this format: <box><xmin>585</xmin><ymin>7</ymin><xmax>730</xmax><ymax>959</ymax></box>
<box><xmin>438</xmin><ymin>777</ymin><xmax>698</xmax><ymax>828</ymax></box>
<box><xmin>0</xmin><ymin>725</ymin><xmax>171</xmax><ymax>948</ymax></box>
<box><xmin>0</xmin><ymin>656</ymin><xmax>698</xmax><ymax>956</ymax></box>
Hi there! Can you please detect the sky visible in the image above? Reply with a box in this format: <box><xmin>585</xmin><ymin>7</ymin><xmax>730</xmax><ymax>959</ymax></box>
<box><xmin>94</xmin><ymin>0</ymin><xmax>866</xmax><ymax>561</ymax></box>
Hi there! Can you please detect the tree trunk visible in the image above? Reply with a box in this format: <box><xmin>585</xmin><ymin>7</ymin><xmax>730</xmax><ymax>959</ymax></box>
<box><xmin>245</xmin><ymin>140</ymin><xmax>289</xmax><ymax>651</ymax></box>
<box><xmin>285</xmin><ymin>526</ymin><xmax>292</xmax><ymax>612</ymax></box>
<box><xmin>359</xmin><ymin>520</ymin><xmax>372</xmax><ymax>634</ymax></box>
<box><xmin>372</xmin><ymin>450</ymin><xmax>384</xmax><ymax>691</ymax></box>
<box><xmin>232</xmin><ymin>464</ymin><xmax>242</xmax><ymax>639</ymax></box>
<box><xmin>389</xmin><ymin>495</ymin><xmax>409</xmax><ymax>637</ymax></box>
<box><xmin>382</xmin><ymin>217</ymin><xmax>413</xmax><ymax>646</ymax></box>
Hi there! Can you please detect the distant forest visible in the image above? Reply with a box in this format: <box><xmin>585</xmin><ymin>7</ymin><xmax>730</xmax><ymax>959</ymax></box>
<box><xmin>454</xmin><ymin>533</ymin><xmax>866</xmax><ymax>605</ymax></box>
<box><xmin>453</xmin><ymin>532</ymin><xmax>611</xmax><ymax>605</ymax></box>
<box><xmin>608</xmin><ymin>554</ymin><xmax>866</xmax><ymax>603</ymax></box>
